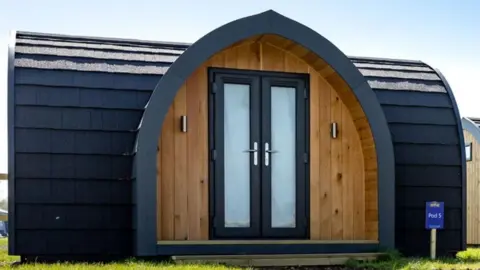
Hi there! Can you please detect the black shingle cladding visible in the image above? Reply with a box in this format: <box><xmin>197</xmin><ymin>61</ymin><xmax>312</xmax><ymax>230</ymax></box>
<box><xmin>10</xmin><ymin>31</ymin><xmax>463</xmax><ymax>257</ymax></box>
<box><xmin>350</xmin><ymin>57</ymin><xmax>462</xmax><ymax>256</ymax></box>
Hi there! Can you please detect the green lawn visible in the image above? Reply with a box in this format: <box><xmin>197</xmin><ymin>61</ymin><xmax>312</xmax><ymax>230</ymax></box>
<box><xmin>0</xmin><ymin>238</ymin><xmax>238</xmax><ymax>269</ymax></box>
<box><xmin>1</xmin><ymin>238</ymin><xmax>480</xmax><ymax>269</ymax></box>
<box><xmin>346</xmin><ymin>249</ymin><xmax>480</xmax><ymax>270</ymax></box>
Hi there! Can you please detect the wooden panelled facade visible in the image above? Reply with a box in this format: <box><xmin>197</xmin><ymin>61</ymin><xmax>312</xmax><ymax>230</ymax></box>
<box><xmin>465</xmin><ymin>129</ymin><xmax>480</xmax><ymax>245</ymax></box>
<box><xmin>156</xmin><ymin>36</ymin><xmax>379</xmax><ymax>242</ymax></box>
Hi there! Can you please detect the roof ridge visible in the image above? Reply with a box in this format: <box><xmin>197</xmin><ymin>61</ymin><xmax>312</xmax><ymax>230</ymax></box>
<box><xmin>15</xmin><ymin>30</ymin><xmax>427</xmax><ymax>64</ymax></box>
<box><xmin>15</xmin><ymin>30</ymin><xmax>192</xmax><ymax>49</ymax></box>
<box><xmin>350</xmin><ymin>55</ymin><xmax>426</xmax><ymax>66</ymax></box>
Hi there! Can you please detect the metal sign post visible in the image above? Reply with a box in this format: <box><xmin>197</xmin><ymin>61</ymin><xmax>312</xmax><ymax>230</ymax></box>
<box><xmin>425</xmin><ymin>201</ymin><xmax>444</xmax><ymax>259</ymax></box>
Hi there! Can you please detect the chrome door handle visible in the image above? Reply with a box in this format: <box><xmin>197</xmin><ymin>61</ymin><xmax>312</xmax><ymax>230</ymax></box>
<box><xmin>264</xmin><ymin>143</ymin><xmax>278</xmax><ymax>166</ymax></box>
<box><xmin>243</xmin><ymin>142</ymin><xmax>258</xmax><ymax>166</ymax></box>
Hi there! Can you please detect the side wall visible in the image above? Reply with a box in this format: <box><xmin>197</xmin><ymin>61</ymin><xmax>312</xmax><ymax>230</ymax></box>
<box><xmin>10</xmin><ymin>57</ymin><xmax>159</xmax><ymax>255</ymax></box>
<box><xmin>156</xmin><ymin>40</ymin><xmax>378</xmax><ymax>242</ymax></box>
<box><xmin>373</xmin><ymin>88</ymin><xmax>463</xmax><ymax>255</ymax></box>
<box><xmin>464</xmin><ymin>129</ymin><xmax>480</xmax><ymax>245</ymax></box>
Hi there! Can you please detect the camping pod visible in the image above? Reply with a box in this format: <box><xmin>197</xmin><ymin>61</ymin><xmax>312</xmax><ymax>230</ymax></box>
<box><xmin>7</xmin><ymin>10</ymin><xmax>465</xmax><ymax>261</ymax></box>
<box><xmin>462</xmin><ymin>117</ymin><xmax>480</xmax><ymax>246</ymax></box>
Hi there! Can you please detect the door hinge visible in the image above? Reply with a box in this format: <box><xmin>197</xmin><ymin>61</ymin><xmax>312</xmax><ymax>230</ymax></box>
<box><xmin>303</xmin><ymin>153</ymin><xmax>308</xmax><ymax>163</ymax></box>
<box><xmin>211</xmin><ymin>149</ymin><xmax>217</xmax><ymax>161</ymax></box>
<box><xmin>212</xmin><ymin>216</ymin><xmax>218</xmax><ymax>228</ymax></box>
<box><xmin>304</xmin><ymin>88</ymin><xmax>308</xmax><ymax>99</ymax></box>
<box><xmin>211</xmin><ymin>81</ymin><xmax>217</xmax><ymax>94</ymax></box>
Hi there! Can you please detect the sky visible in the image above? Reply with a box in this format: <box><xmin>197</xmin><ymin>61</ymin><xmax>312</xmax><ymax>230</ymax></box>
<box><xmin>0</xmin><ymin>0</ymin><xmax>479</xmax><ymax>201</ymax></box>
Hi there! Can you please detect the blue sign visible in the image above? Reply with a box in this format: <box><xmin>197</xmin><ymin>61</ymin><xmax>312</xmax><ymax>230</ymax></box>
<box><xmin>425</xmin><ymin>201</ymin><xmax>444</xmax><ymax>229</ymax></box>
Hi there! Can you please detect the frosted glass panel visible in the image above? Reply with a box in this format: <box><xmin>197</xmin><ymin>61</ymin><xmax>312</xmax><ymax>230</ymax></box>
<box><xmin>271</xmin><ymin>86</ymin><xmax>296</xmax><ymax>228</ymax></box>
<box><xmin>224</xmin><ymin>83</ymin><xmax>251</xmax><ymax>228</ymax></box>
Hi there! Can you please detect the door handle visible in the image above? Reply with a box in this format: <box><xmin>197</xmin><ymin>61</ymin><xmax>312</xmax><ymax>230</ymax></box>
<box><xmin>264</xmin><ymin>142</ymin><xmax>278</xmax><ymax>166</ymax></box>
<box><xmin>243</xmin><ymin>142</ymin><xmax>258</xmax><ymax>166</ymax></box>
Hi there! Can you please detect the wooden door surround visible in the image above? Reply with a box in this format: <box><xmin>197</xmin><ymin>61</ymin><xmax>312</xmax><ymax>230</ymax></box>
<box><xmin>156</xmin><ymin>35</ymin><xmax>378</xmax><ymax>243</ymax></box>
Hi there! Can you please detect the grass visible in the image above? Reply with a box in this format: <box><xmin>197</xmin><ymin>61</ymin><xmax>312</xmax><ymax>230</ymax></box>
<box><xmin>2</xmin><ymin>238</ymin><xmax>480</xmax><ymax>269</ymax></box>
<box><xmin>346</xmin><ymin>248</ymin><xmax>480</xmax><ymax>270</ymax></box>
<box><xmin>0</xmin><ymin>238</ymin><xmax>18</xmax><ymax>266</ymax></box>
<box><xmin>0</xmin><ymin>238</ymin><xmax>240</xmax><ymax>269</ymax></box>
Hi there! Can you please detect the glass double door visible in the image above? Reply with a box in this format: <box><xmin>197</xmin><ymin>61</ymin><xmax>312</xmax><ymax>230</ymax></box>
<box><xmin>209</xmin><ymin>68</ymin><xmax>308</xmax><ymax>239</ymax></box>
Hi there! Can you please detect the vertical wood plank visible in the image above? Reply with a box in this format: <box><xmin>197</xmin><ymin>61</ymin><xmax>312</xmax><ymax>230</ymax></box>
<box><xmin>160</xmin><ymin>106</ymin><xmax>175</xmax><ymax>240</ymax></box>
<box><xmin>341</xmin><ymin>106</ymin><xmax>354</xmax><ymax>240</ymax></box>
<box><xmin>330</xmin><ymin>91</ymin><xmax>343</xmax><ymax>240</ymax></box>
<box><xmin>236</xmin><ymin>44</ymin><xmax>251</xmax><ymax>70</ymax></box>
<box><xmin>259</xmin><ymin>42</ymin><xmax>264</xmax><ymax>70</ymax></box>
<box><xmin>262</xmin><ymin>43</ymin><xmax>285</xmax><ymax>71</ymax></box>
<box><xmin>250</xmin><ymin>42</ymin><xmax>261</xmax><ymax>70</ymax></box>
<box><xmin>318</xmin><ymin>77</ymin><xmax>332</xmax><ymax>240</ymax></box>
<box><xmin>309</xmin><ymin>71</ymin><xmax>321</xmax><ymax>240</ymax></box>
<box><xmin>352</xmin><ymin>130</ymin><xmax>366</xmax><ymax>240</ymax></box>
<box><xmin>174</xmin><ymin>84</ymin><xmax>188</xmax><ymax>240</ymax></box>
<box><xmin>186</xmin><ymin>69</ymin><xmax>203</xmax><ymax>240</ymax></box>
<box><xmin>209</xmin><ymin>50</ymin><xmax>226</xmax><ymax>68</ymax></box>
<box><xmin>225</xmin><ymin>46</ymin><xmax>237</xmax><ymax>68</ymax></box>
<box><xmin>197</xmin><ymin>66</ymin><xmax>210</xmax><ymax>240</ymax></box>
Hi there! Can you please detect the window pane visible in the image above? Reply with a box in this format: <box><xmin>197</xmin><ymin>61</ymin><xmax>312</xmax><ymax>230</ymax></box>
<box><xmin>270</xmin><ymin>86</ymin><xmax>296</xmax><ymax>228</ymax></box>
<box><xmin>466</xmin><ymin>143</ymin><xmax>472</xmax><ymax>161</ymax></box>
<box><xmin>224</xmin><ymin>83</ymin><xmax>251</xmax><ymax>228</ymax></box>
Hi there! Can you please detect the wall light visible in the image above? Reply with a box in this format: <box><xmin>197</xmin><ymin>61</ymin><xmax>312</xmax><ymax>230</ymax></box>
<box><xmin>331</xmin><ymin>122</ymin><xmax>338</xmax><ymax>139</ymax></box>
<box><xmin>180</xmin><ymin>115</ymin><xmax>187</xmax><ymax>133</ymax></box>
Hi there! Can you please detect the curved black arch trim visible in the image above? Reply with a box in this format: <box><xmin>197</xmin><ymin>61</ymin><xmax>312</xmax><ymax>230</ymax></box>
<box><xmin>435</xmin><ymin>69</ymin><xmax>467</xmax><ymax>251</ymax></box>
<box><xmin>134</xmin><ymin>10</ymin><xmax>395</xmax><ymax>255</ymax></box>
<box><xmin>7</xmin><ymin>30</ymin><xmax>17</xmax><ymax>255</ymax></box>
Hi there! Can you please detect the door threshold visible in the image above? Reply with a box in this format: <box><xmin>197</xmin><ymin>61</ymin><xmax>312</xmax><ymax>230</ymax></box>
<box><xmin>172</xmin><ymin>252</ymin><xmax>383</xmax><ymax>267</ymax></box>
<box><xmin>157</xmin><ymin>239</ymin><xmax>379</xmax><ymax>245</ymax></box>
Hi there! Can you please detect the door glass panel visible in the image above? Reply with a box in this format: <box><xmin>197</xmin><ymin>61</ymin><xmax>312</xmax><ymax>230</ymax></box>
<box><xmin>270</xmin><ymin>86</ymin><xmax>296</xmax><ymax>228</ymax></box>
<box><xmin>224</xmin><ymin>83</ymin><xmax>251</xmax><ymax>228</ymax></box>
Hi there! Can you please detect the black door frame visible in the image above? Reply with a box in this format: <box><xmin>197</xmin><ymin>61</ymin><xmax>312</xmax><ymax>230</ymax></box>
<box><xmin>208</xmin><ymin>67</ymin><xmax>310</xmax><ymax>240</ymax></box>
